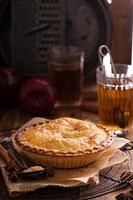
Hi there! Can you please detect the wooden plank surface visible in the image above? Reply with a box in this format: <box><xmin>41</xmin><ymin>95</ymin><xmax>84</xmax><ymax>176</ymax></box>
<box><xmin>0</xmin><ymin>108</ymin><xmax>132</xmax><ymax>200</ymax></box>
<box><xmin>0</xmin><ymin>86</ymin><xmax>132</xmax><ymax>199</ymax></box>
<box><xmin>111</xmin><ymin>0</ymin><xmax>132</xmax><ymax>64</ymax></box>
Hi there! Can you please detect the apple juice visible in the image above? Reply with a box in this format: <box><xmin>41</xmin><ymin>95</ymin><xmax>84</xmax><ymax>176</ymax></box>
<box><xmin>48</xmin><ymin>62</ymin><xmax>83</xmax><ymax>106</ymax></box>
<box><xmin>98</xmin><ymin>84</ymin><xmax>133</xmax><ymax>130</ymax></box>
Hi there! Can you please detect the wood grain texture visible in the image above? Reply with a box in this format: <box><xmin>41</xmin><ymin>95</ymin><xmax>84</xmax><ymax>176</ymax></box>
<box><xmin>0</xmin><ymin>107</ymin><xmax>132</xmax><ymax>199</ymax></box>
<box><xmin>111</xmin><ymin>0</ymin><xmax>132</xmax><ymax>64</ymax></box>
<box><xmin>0</xmin><ymin>85</ymin><xmax>132</xmax><ymax>199</ymax></box>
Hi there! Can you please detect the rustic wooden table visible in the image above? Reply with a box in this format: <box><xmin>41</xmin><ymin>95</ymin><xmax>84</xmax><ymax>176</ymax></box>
<box><xmin>0</xmin><ymin>86</ymin><xmax>132</xmax><ymax>200</ymax></box>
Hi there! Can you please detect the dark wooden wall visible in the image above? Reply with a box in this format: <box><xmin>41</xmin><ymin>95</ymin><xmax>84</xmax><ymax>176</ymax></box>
<box><xmin>110</xmin><ymin>0</ymin><xmax>132</xmax><ymax>64</ymax></box>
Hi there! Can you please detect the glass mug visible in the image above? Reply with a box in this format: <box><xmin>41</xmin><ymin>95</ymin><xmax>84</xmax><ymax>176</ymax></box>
<box><xmin>96</xmin><ymin>64</ymin><xmax>133</xmax><ymax>138</ymax></box>
<box><xmin>48</xmin><ymin>46</ymin><xmax>84</xmax><ymax>107</ymax></box>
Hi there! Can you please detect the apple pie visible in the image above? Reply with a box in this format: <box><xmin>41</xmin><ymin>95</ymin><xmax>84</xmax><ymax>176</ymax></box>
<box><xmin>13</xmin><ymin>117</ymin><xmax>114</xmax><ymax>169</ymax></box>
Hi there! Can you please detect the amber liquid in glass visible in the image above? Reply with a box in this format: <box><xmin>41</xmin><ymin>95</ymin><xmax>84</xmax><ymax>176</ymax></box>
<box><xmin>98</xmin><ymin>84</ymin><xmax>133</xmax><ymax>130</ymax></box>
<box><xmin>48</xmin><ymin>62</ymin><xmax>83</xmax><ymax>106</ymax></box>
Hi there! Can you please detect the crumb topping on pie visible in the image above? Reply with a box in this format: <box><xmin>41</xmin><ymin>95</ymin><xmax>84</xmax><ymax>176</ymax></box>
<box><xmin>14</xmin><ymin>117</ymin><xmax>113</xmax><ymax>155</ymax></box>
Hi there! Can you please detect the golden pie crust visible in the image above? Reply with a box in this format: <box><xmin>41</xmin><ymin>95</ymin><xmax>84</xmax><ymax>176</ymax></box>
<box><xmin>13</xmin><ymin>117</ymin><xmax>114</xmax><ymax>169</ymax></box>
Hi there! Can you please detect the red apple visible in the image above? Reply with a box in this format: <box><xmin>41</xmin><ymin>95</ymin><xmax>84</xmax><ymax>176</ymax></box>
<box><xmin>0</xmin><ymin>66</ymin><xmax>22</xmax><ymax>106</ymax></box>
<box><xmin>18</xmin><ymin>76</ymin><xmax>56</xmax><ymax>115</ymax></box>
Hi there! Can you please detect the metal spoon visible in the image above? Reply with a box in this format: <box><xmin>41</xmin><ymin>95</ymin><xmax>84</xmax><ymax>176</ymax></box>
<box><xmin>98</xmin><ymin>45</ymin><xmax>117</xmax><ymax>81</ymax></box>
<box><xmin>0</xmin><ymin>137</ymin><xmax>28</xmax><ymax>169</ymax></box>
<box><xmin>0</xmin><ymin>137</ymin><xmax>54</xmax><ymax>181</ymax></box>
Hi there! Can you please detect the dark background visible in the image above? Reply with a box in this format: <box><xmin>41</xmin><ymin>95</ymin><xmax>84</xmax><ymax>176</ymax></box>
<box><xmin>0</xmin><ymin>0</ymin><xmax>132</xmax><ymax>74</ymax></box>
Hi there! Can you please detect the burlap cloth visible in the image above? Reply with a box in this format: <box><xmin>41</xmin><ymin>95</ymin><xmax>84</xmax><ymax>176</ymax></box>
<box><xmin>0</xmin><ymin>118</ymin><xmax>129</xmax><ymax>197</ymax></box>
